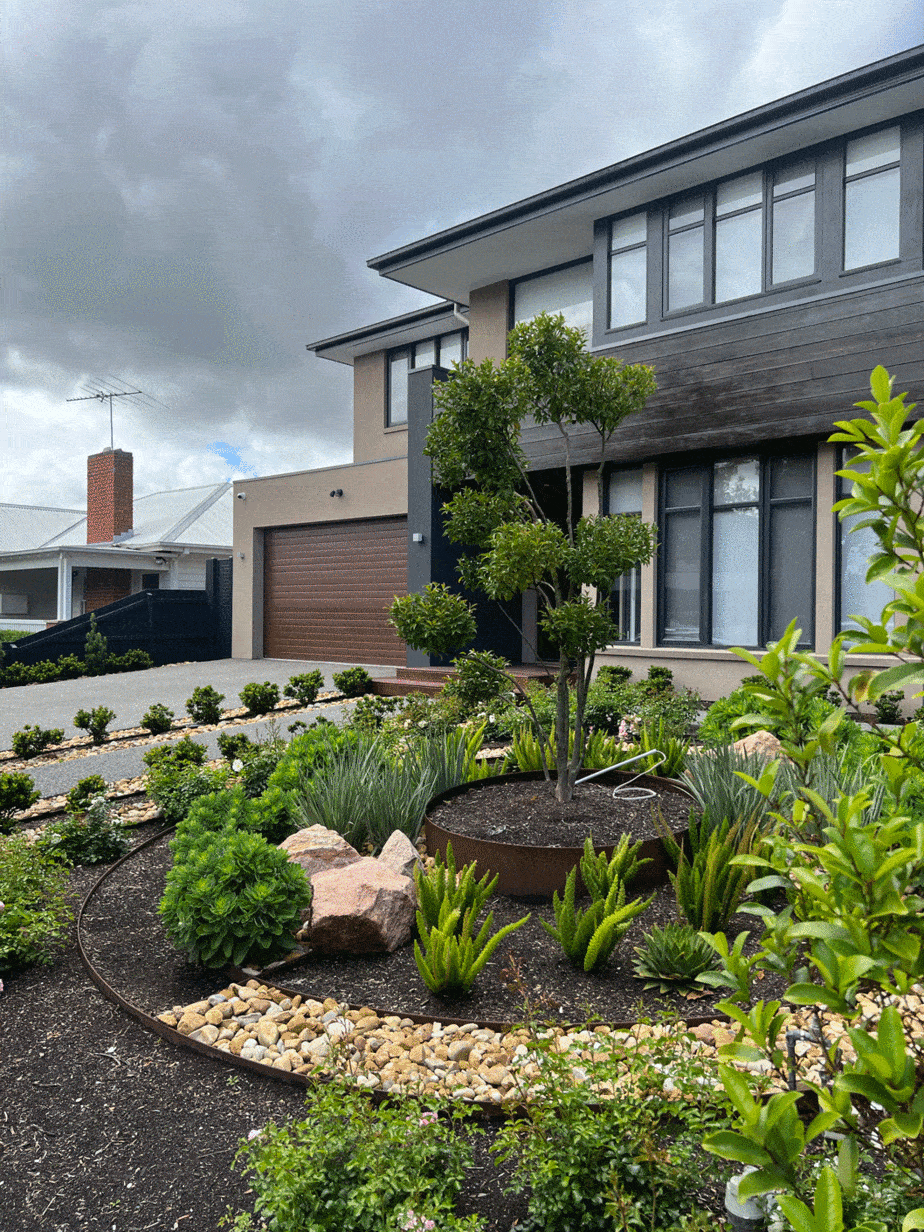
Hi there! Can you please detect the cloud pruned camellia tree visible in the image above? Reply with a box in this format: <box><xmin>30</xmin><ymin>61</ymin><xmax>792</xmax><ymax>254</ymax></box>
<box><xmin>389</xmin><ymin>312</ymin><xmax>657</xmax><ymax>804</ymax></box>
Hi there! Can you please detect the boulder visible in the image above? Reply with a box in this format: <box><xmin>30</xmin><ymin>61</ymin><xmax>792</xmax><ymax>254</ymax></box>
<box><xmin>307</xmin><ymin>858</ymin><xmax>416</xmax><ymax>954</ymax></box>
<box><xmin>733</xmin><ymin>729</ymin><xmax>783</xmax><ymax>761</ymax></box>
<box><xmin>377</xmin><ymin>829</ymin><xmax>422</xmax><ymax>882</ymax></box>
<box><xmin>280</xmin><ymin>825</ymin><xmax>362</xmax><ymax>881</ymax></box>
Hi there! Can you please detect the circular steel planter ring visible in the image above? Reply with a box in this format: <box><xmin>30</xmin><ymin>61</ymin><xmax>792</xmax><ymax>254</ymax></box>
<box><xmin>424</xmin><ymin>768</ymin><xmax>693</xmax><ymax>899</ymax></box>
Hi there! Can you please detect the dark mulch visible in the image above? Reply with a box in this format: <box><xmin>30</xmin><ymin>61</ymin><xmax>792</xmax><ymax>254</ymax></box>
<box><xmin>428</xmin><ymin>776</ymin><xmax>693</xmax><ymax>847</ymax></box>
<box><xmin>1</xmin><ymin>820</ymin><xmax>739</xmax><ymax>1231</ymax></box>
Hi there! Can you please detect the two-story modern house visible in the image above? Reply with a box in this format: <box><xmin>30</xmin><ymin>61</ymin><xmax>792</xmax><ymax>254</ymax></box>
<box><xmin>232</xmin><ymin>45</ymin><xmax>924</xmax><ymax>698</ymax></box>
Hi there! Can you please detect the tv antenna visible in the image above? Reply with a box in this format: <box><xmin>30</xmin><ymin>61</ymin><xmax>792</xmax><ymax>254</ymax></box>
<box><xmin>66</xmin><ymin>385</ymin><xmax>143</xmax><ymax>450</ymax></box>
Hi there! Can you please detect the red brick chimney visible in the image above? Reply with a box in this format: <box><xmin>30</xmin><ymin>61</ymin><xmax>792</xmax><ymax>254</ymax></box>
<box><xmin>87</xmin><ymin>448</ymin><xmax>133</xmax><ymax>544</ymax></box>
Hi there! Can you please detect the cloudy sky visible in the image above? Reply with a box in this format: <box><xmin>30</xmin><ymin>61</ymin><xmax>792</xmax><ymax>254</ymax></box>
<box><xmin>3</xmin><ymin>0</ymin><xmax>922</xmax><ymax>509</ymax></box>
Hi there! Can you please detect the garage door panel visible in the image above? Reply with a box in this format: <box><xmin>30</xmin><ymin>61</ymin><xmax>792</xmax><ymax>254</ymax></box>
<box><xmin>263</xmin><ymin>517</ymin><xmax>408</xmax><ymax>665</ymax></box>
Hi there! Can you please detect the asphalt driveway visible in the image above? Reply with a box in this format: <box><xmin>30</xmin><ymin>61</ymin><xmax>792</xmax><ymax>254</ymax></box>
<box><xmin>0</xmin><ymin>657</ymin><xmax>397</xmax><ymax>797</ymax></box>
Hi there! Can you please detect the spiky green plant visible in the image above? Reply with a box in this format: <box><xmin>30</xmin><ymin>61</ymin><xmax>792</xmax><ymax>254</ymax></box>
<box><xmin>414</xmin><ymin>904</ymin><xmax>530</xmax><ymax>997</ymax></box>
<box><xmin>414</xmin><ymin>840</ymin><xmax>497</xmax><ymax>933</ymax></box>
<box><xmin>579</xmin><ymin>833</ymin><xmax>651</xmax><ymax>899</ymax></box>
<box><xmin>632</xmin><ymin>923</ymin><xmax>723</xmax><ymax>993</ymax></box>
<box><xmin>663</xmin><ymin>817</ymin><xmax>761</xmax><ymax>932</ymax></box>
<box><xmin>542</xmin><ymin>862</ymin><xmax>652</xmax><ymax>973</ymax></box>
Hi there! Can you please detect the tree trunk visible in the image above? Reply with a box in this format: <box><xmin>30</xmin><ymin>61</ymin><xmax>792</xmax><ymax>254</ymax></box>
<box><xmin>554</xmin><ymin>654</ymin><xmax>573</xmax><ymax>802</ymax></box>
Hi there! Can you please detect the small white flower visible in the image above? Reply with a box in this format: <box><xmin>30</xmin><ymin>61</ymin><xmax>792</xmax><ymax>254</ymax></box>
<box><xmin>232</xmin><ymin>759</ymin><xmax>244</xmax><ymax>772</ymax></box>
<box><xmin>247</xmin><ymin>1128</ymin><xmax>263</xmax><ymax>1140</ymax></box>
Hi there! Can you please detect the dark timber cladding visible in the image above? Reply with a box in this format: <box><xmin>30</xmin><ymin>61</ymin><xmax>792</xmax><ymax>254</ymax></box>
<box><xmin>262</xmin><ymin>517</ymin><xmax>408</xmax><ymax>665</ymax></box>
<box><xmin>520</xmin><ymin>276</ymin><xmax>924</xmax><ymax>467</ymax></box>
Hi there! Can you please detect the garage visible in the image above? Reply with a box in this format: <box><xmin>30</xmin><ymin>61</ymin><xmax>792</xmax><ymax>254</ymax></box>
<box><xmin>262</xmin><ymin>516</ymin><xmax>408</xmax><ymax>665</ymax></box>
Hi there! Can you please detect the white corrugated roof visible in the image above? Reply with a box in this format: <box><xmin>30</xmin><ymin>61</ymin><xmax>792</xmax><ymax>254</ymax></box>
<box><xmin>1</xmin><ymin>483</ymin><xmax>232</xmax><ymax>553</ymax></box>
<box><xmin>0</xmin><ymin>504</ymin><xmax>86</xmax><ymax>552</ymax></box>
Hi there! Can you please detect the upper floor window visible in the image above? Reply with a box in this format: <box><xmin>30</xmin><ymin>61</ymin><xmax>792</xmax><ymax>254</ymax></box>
<box><xmin>844</xmin><ymin>126</ymin><xmax>901</xmax><ymax>270</ymax></box>
<box><xmin>513</xmin><ymin>261</ymin><xmax>593</xmax><ymax>338</ymax></box>
<box><xmin>387</xmin><ymin>330</ymin><xmax>467</xmax><ymax>426</ymax></box>
<box><xmin>609</xmin><ymin>214</ymin><xmax>647</xmax><ymax>327</ymax></box>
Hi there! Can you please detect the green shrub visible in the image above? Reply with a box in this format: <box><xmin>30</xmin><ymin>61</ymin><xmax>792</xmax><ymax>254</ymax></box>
<box><xmin>40</xmin><ymin>796</ymin><xmax>131</xmax><ymax>866</ymax></box>
<box><xmin>231</xmin><ymin>1084</ymin><xmax>484</xmax><ymax>1232</ymax></box>
<box><xmin>595</xmin><ymin>664</ymin><xmax>633</xmax><ymax>686</ymax></box>
<box><xmin>74</xmin><ymin>705</ymin><xmax>116</xmax><ymax>744</ymax></box>
<box><xmin>632</xmin><ymin>923</ymin><xmax>723</xmax><ymax>993</ymax></box>
<box><xmin>238</xmin><ymin>735</ymin><xmax>287</xmax><ymax>799</ymax></box>
<box><xmin>0</xmin><ymin>771</ymin><xmax>40</xmax><ymax>834</ymax></box>
<box><xmin>65</xmin><ymin>775</ymin><xmax>108</xmax><ymax>815</ymax></box>
<box><xmin>493</xmin><ymin>1028</ymin><xmax>721</xmax><ymax>1232</ymax></box>
<box><xmin>239</xmin><ymin>681</ymin><xmax>280</xmax><ymax>716</ymax></box>
<box><xmin>186</xmin><ymin>684</ymin><xmax>225</xmax><ymax>725</ymax></box>
<box><xmin>1</xmin><ymin>661</ymin><xmax>33</xmax><ymax>687</ymax></box>
<box><xmin>643</xmin><ymin>664</ymin><xmax>674</xmax><ymax>693</ymax></box>
<box><xmin>414</xmin><ymin>903</ymin><xmax>530</xmax><ymax>997</ymax></box>
<box><xmin>12</xmin><ymin>724</ymin><xmax>64</xmax><ymax>759</ymax></box>
<box><xmin>217</xmin><ymin>731</ymin><xmax>253</xmax><ymax>763</ymax></box>
<box><xmin>159</xmin><ymin>826</ymin><xmax>311</xmax><ymax>967</ymax></box>
<box><xmin>109</xmin><ymin>649</ymin><xmax>154</xmax><ymax>672</ymax></box>
<box><xmin>415</xmin><ymin>841</ymin><xmax>497</xmax><ymax>932</ymax></box>
<box><xmin>54</xmin><ymin>654</ymin><xmax>86</xmax><ymax>680</ymax></box>
<box><xmin>172</xmin><ymin>786</ymin><xmax>295</xmax><ymax>860</ymax></box>
<box><xmin>143</xmin><ymin>734</ymin><xmax>208</xmax><ymax>773</ymax></box>
<box><xmin>332</xmin><ymin>665</ymin><xmax>374</xmax><ymax>697</ymax></box>
<box><xmin>141</xmin><ymin>703</ymin><xmax>174</xmax><ymax>735</ymax></box>
<box><xmin>442</xmin><ymin>650</ymin><xmax>512</xmax><ymax>710</ymax></box>
<box><xmin>0</xmin><ymin>835</ymin><xmax>72</xmax><ymax>972</ymax></box>
<box><xmin>266</xmin><ymin>722</ymin><xmax>354</xmax><ymax>794</ymax></box>
<box><xmin>348</xmin><ymin>692</ymin><xmax>402</xmax><ymax>735</ymax></box>
<box><xmin>874</xmin><ymin>688</ymin><xmax>904</xmax><ymax>725</ymax></box>
<box><xmin>0</xmin><ymin>629</ymin><xmax>22</xmax><ymax>643</ymax></box>
<box><xmin>283</xmin><ymin>669</ymin><xmax>325</xmax><ymax>707</ymax></box>
<box><xmin>147</xmin><ymin>764</ymin><xmax>230</xmax><ymax>825</ymax></box>
<box><xmin>82</xmin><ymin>613</ymin><xmax>109</xmax><ymax>675</ymax></box>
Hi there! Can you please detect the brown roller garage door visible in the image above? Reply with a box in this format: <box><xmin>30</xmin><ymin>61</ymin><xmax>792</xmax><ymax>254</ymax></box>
<box><xmin>263</xmin><ymin>517</ymin><xmax>408</xmax><ymax>665</ymax></box>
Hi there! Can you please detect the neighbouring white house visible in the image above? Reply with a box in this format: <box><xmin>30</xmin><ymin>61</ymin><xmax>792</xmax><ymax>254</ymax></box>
<box><xmin>0</xmin><ymin>448</ymin><xmax>233</xmax><ymax>633</ymax></box>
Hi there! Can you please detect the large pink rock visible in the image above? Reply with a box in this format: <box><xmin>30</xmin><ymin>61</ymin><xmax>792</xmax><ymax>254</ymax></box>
<box><xmin>280</xmin><ymin>825</ymin><xmax>362</xmax><ymax>881</ymax></box>
<box><xmin>307</xmin><ymin>858</ymin><xmax>416</xmax><ymax>954</ymax></box>
<box><xmin>733</xmin><ymin>730</ymin><xmax>784</xmax><ymax>760</ymax></box>
<box><xmin>377</xmin><ymin>829</ymin><xmax>422</xmax><ymax>881</ymax></box>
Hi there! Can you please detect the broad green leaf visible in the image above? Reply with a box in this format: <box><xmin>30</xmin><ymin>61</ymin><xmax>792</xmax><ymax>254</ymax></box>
<box><xmin>702</xmin><ymin>1130</ymin><xmax>772</xmax><ymax>1168</ymax></box>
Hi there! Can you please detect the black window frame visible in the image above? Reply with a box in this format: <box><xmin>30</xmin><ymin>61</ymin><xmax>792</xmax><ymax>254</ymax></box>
<box><xmin>386</xmin><ymin>329</ymin><xmax>468</xmax><ymax>428</ymax></box>
<box><xmin>657</xmin><ymin>449</ymin><xmax>816</xmax><ymax>650</ymax></box>
<box><xmin>591</xmin><ymin>115</ymin><xmax>923</xmax><ymax>347</ymax></box>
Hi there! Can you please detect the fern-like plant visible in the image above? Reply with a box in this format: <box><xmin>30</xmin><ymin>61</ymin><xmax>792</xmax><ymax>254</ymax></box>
<box><xmin>632</xmin><ymin>923</ymin><xmax>723</xmax><ymax>993</ymax></box>
<box><xmin>662</xmin><ymin>817</ymin><xmax>761</xmax><ymax>932</ymax></box>
<box><xmin>542</xmin><ymin>860</ymin><xmax>652</xmax><ymax>973</ymax></box>
<box><xmin>414</xmin><ymin>840</ymin><xmax>497</xmax><ymax>932</ymax></box>
<box><xmin>414</xmin><ymin>904</ymin><xmax>530</xmax><ymax>997</ymax></box>
<box><xmin>579</xmin><ymin>834</ymin><xmax>651</xmax><ymax>898</ymax></box>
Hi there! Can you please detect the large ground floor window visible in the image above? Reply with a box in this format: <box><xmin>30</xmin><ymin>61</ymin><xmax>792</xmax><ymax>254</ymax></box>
<box><xmin>836</xmin><ymin>449</ymin><xmax>893</xmax><ymax>632</ymax></box>
<box><xmin>659</xmin><ymin>452</ymin><xmax>815</xmax><ymax>648</ymax></box>
<box><xmin>608</xmin><ymin>467</ymin><xmax>644</xmax><ymax>643</ymax></box>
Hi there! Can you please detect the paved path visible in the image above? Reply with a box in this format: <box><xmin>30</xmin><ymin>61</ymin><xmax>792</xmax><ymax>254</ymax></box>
<box><xmin>1</xmin><ymin>658</ymin><xmax>396</xmax><ymax>797</ymax></box>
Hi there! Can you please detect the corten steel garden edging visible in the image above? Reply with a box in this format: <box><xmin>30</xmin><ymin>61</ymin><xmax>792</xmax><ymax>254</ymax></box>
<box><xmin>424</xmin><ymin>768</ymin><xmax>694</xmax><ymax>898</ymax></box>
<box><xmin>76</xmin><ymin>823</ymin><xmax>722</xmax><ymax>1119</ymax></box>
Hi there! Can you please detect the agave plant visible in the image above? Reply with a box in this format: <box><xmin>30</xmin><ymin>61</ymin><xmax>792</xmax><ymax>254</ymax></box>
<box><xmin>632</xmin><ymin>923</ymin><xmax>722</xmax><ymax>993</ymax></box>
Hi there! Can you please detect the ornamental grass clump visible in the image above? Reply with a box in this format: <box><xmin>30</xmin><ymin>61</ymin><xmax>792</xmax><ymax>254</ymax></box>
<box><xmin>159</xmin><ymin>827</ymin><xmax>311</xmax><ymax>968</ymax></box>
<box><xmin>542</xmin><ymin>836</ymin><xmax>652</xmax><ymax>973</ymax></box>
<box><xmin>632</xmin><ymin>923</ymin><xmax>723</xmax><ymax>993</ymax></box>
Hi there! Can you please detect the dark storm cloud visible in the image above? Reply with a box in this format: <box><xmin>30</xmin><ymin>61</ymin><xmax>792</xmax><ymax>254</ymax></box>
<box><xmin>2</xmin><ymin>0</ymin><xmax>920</xmax><ymax>505</ymax></box>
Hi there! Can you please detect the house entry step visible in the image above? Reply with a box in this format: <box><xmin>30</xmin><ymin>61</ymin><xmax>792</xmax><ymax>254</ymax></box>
<box><xmin>370</xmin><ymin>663</ymin><xmax>557</xmax><ymax>699</ymax></box>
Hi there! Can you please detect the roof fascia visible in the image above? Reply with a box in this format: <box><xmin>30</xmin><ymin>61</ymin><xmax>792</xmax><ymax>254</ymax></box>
<box><xmin>307</xmin><ymin>300</ymin><xmax>467</xmax><ymax>366</ymax></box>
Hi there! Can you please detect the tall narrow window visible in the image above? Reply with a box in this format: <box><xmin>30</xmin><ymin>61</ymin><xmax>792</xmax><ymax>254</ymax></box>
<box><xmin>837</xmin><ymin>451</ymin><xmax>892</xmax><ymax>630</ymax></box>
<box><xmin>608</xmin><ymin>468</ymin><xmax>644</xmax><ymax>642</ymax></box>
<box><xmin>667</xmin><ymin>198</ymin><xmax>704</xmax><ymax>311</ymax></box>
<box><xmin>387</xmin><ymin>350</ymin><xmax>409</xmax><ymax>425</ymax></box>
<box><xmin>715</xmin><ymin>172</ymin><xmax>763</xmax><ymax>302</ymax></box>
<box><xmin>772</xmin><ymin>161</ymin><xmax>815</xmax><ymax>284</ymax></box>
<box><xmin>844</xmin><ymin>127</ymin><xmax>901</xmax><ymax>270</ymax></box>
<box><xmin>660</xmin><ymin>454</ymin><xmax>814</xmax><ymax>647</ymax></box>
<box><xmin>609</xmin><ymin>214</ymin><xmax>647</xmax><ymax>328</ymax></box>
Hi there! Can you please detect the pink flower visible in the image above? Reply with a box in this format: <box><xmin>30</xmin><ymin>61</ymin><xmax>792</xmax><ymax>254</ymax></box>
<box><xmin>418</xmin><ymin>1110</ymin><xmax>438</xmax><ymax>1126</ymax></box>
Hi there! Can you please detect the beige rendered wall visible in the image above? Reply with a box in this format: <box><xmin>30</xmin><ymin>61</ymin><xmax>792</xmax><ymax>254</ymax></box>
<box><xmin>231</xmin><ymin>455</ymin><xmax>408</xmax><ymax>659</ymax></box>
<box><xmin>468</xmin><ymin>281</ymin><xmax>509</xmax><ymax>363</ymax></box>
<box><xmin>353</xmin><ymin>351</ymin><xmax>408</xmax><ymax>464</ymax></box>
